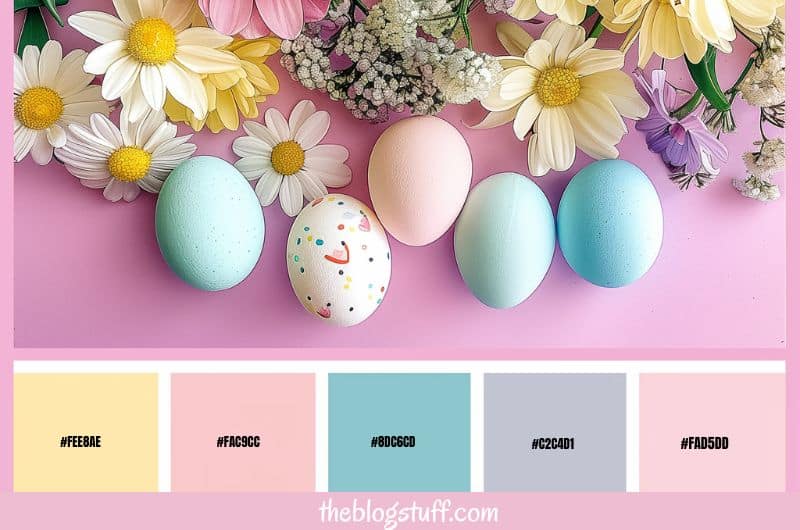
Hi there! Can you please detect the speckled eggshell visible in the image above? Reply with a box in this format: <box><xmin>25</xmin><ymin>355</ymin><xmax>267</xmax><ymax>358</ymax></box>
<box><xmin>156</xmin><ymin>156</ymin><xmax>265</xmax><ymax>291</ymax></box>
<box><xmin>287</xmin><ymin>194</ymin><xmax>391</xmax><ymax>327</ymax></box>
<box><xmin>455</xmin><ymin>173</ymin><xmax>556</xmax><ymax>309</ymax></box>
<box><xmin>557</xmin><ymin>159</ymin><xmax>664</xmax><ymax>288</ymax></box>
<box><xmin>368</xmin><ymin>116</ymin><xmax>472</xmax><ymax>246</ymax></box>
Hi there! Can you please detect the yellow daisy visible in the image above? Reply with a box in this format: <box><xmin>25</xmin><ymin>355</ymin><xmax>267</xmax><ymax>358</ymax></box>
<box><xmin>165</xmin><ymin>37</ymin><xmax>280</xmax><ymax>133</ymax></box>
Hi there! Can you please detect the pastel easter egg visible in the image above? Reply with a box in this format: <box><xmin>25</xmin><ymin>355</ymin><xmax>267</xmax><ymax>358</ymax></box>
<box><xmin>454</xmin><ymin>173</ymin><xmax>556</xmax><ymax>309</ymax></box>
<box><xmin>557</xmin><ymin>159</ymin><xmax>663</xmax><ymax>288</ymax></box>
<box><xmin>156</xmin><ymin>156</ymin><xmax>265</xmax><ymax>291</ymax></box>
<box><xmin>287</xmin><ymin>194</ymin><xmax>391</xmax><ymax>327</ymax></box>
<box><xmin>368</xmin><ymin>116</ymin><xmax>472</xmax><ymax>246</ymax></box>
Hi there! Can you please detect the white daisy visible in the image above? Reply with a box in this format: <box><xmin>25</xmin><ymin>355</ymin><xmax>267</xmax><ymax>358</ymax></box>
<box><xmin>55</xmin><ymin>109</ymin><xmax>197</xmax><ymax>203</ymax></box>
<box><xmin>14</xmin><ymin>41</ymin><xmax>111</xmax><ymax>165</ymax></box>
<box><xmin>233</xmin><ymin>100</ymin><xmax>352</xmax><ymax>217</ymax></box>
<box><xmin>477</xmin><ymin>20</ymin><xmax>648</xmax><ymax>176</ymax></box>
<box><xmin>69</xmin><ymin>0</ymin><xmax>241</xmax><ymax>122</ymax></box>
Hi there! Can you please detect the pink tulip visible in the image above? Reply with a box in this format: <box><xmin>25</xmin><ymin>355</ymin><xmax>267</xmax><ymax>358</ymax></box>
<box><xmin>198</xmin><ymin>0</ymin><xmax>330</xmax><ymax>40</ymax></box>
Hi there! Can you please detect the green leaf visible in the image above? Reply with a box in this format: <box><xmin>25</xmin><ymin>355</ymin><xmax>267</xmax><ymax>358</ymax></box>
<box><xmin>685</xmin><ymin>46</ymin><xmax>731</xmax><ymax>112</ymax></box>
<box><xmin>42</xmin><ymin>0</ymin><xmax>64</xmax><ymax>26</ymax></box>
<box><xmin>14</xmin><ymin>0</ymin><xmax>68</xmax><ymax>12</ymax></box>
<box><xmin>17</xmin><ymin>8</ymin><xmax>50</xmax><ymax>56</ymax></box>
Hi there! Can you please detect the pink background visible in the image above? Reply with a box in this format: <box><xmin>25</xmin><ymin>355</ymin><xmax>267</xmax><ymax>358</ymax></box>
<box><xmin>2</xmin><ymin>1</ymin><xmax>798</xmax><ymax>526</ymax></box>
<box><xmin>170</xmin><ymin>373</ymin><xmax>315</xmax><ymax>492</ymax></box>
<box><xmin>12</xmin><ymin>4</ymin><xmax>786</xmax><ymax>349</ymax></box>
<box><xmin>639</xmin><ymin>374</ymin><xmax>786</xmax><ymax>492</ymax></box>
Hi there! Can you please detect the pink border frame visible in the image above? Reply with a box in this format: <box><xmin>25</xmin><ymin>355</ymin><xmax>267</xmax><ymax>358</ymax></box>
<box><xmin>1</xmin><ymin>2</ymin><xmax>796</xmax><ymax>526</ymax></box>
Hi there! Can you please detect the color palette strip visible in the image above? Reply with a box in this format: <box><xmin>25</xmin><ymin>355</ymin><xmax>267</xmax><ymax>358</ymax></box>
<box><xmin>12</xmin><ymin>362</ymin><xmax>787</xmax><ymax>492</ymax></box>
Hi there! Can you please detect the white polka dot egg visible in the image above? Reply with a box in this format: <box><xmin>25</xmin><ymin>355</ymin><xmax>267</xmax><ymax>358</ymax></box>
<box><xmin>287</xmin><ymin>194</ymin><xmax>391</xmax><ymax>327</ymax></box>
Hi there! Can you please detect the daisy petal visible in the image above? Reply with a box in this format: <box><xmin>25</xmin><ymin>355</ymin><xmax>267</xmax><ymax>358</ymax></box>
<box><xmin>527</xmin><ymin>133</ymin><xmax>552</xmax><ymax>177</ymax></box>
<box><xmin>138</xmin><ymin>0</ymin><xmax>162</xmax><ymax>18</ymax></box>
<box><xmin>14</xmin><ymin>128</ymin><xmax>36</xmax><ymax>162</ymax></box>
<box><xmin>568</xmin><ymin>48</ymin><xmax>625</xmax><ymax>77</ymax></box>
<box><xmin>113</xmin><ymin>0</ymin><xmax>140</xmax><ymax>24</ymax></box>
<box><xmin>161</xmin><ymin>61</ymin><xmax>207</xmax><ymax>119</ymax></box>
<box><xmin>102</xmin><ymin>56</ymin><xmax>141</xmax><ymax>100</ymax></box>
<box><xmin>288</xmin><ymin>100</ymin><xmax>317</xmax><ymax>137</ymax></box>
<box><xmin>103</xmin><ymin>179</ymin><xmax>139</xmax><ymax>202</ymax></box>
<box><xmin>279</xmin><ymin>175</ymin><xmax>304</xmax><ymax>216</ymax></box>
<box><xmin>175</xmin><ymin>46</ymin><xmax>239</xmax><ymax>73</ymax></box>
<box><xmin>467</xmin><ymin>108</ymin><xmax>518</xmax><ymax>130</ymax></box>
<box><xmin>56</xmin><ymin>50</ymin><xmax>95</xmax><ymax>96</ymax></box>
<box><xmin>233</xmin><ymin>136</ymin><xmax>270</xmax><ymax>158</ymax></box>
<box><xmin>138</xmin><ymin>174</ymin><xmax>164</xmax><ymax>193</ymax></box>
<box><xmin>499</xmin><ymin>66</ymin><xmax>537</xmax><ymax>101</ymax></box>
<box><xmin>22</xmin><ymin>45</ymin><xmax>40</xmax><ymax>86</ymax></box>
<box><xmin>140</xmin><ymin>65</ymin><xmax>166</xmax><ymax>110</ymax></box>
<box><xmin>496</xmin><ymin>21</ymin><xmax>535</xmax><ymax>56</ymax></box>
<box><xmin>235</xmin><ymin>156</ymin><xmax>270</xmax><ymax>180</ymax></box>
<box><xmin>177</xmin><ymin>27</ymin><xmax>234</xmax><ymax>48</ymax></box>
<box><xmin>538</xmin><ymin>107</ymin><xmax>576</xmax><ymax>171</ymax></box>
<box><xmin>14</xmin><ymin>55</ymin><xmax>29</xmax><ymax>93</ymax></box>
<box><xmin>264</xmin><ymin>108</ymin><xmax>290</xmax><ymax>140</ymax></box>
<box><xmin>46</xmin><ymin>124</ymin><xmax>67</xmax><ymax>148</ymax></box>
<box><xmin>143</xmin><ymin>121</ymin><xmax>179</xmax><ymax>152</ymax></box>
<box><xmin>91</xmin><ymin>114</ymin><xmax>125</xmax><ymax>149</ymax></box>
<box><xmin>30</xmin><ymin>132</ymin><xmax>54</xmax><ymax>165</ymax></box>
<box><xmin>243</xmin><ymin>121</ymin><xmax>280</xmax><ymax>147</ymax></box>
<box><xmin>294</xmin><ymin>110</ymin><xmax>330</xmax><ymax>149</ymax></box>
<box><xmin>512</xmin><ymin>94</ymin><xmax>543</xmax><ymax>140</ymax></box>
<box><xmin>255</xmin><ymin>169</ymin><xmax>282</xmax><ymax>206</ymax></box>
<box><xmin>84</xmin><ymin>41</ymin><xmax>128</xmax><ymax>75</ymax></box>
<box><xmin>68</xmin><ymin>12</ymin><xmax>129</xmax><ymax>44</ymax></box>
<box><xmin>296</xmin><ymin>169</ymin><xmax>328</xmax><ymax>201</ymax></box>
<box><xmin>162</xmin><ymin>0</ymin><xmax>195</xmax><ymax>30</ymax></box>
<box><xmin>38</xmin><ymin>40</ymin><xmax>62</xmax><ymax>87</ymax></box>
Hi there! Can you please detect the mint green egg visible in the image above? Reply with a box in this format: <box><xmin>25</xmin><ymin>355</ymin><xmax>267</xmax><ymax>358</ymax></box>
<box><xmin>454</xmin><ymin>172</ymin><xmax>556</xmax><ymax>309</ymax></box>
<box><xmin>156</xmin><ymin>156</ymin><xmax>265</xmax><ymax>291</ymax></box>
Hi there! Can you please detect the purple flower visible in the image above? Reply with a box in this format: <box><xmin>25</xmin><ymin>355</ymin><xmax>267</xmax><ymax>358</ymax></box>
<box><xmin>634</xmin><ymin>70</ymin><xmax>728</xmax><ymax>174</ymax></box>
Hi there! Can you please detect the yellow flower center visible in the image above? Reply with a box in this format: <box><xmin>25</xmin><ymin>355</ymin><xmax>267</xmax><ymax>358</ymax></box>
<box><xmin>107</xmin><ymin>146</ymin><xmax>152</xmax><ymax>182</ymax></box>
<box><xmin>127</xmin><ymin>18</ymin><xmax>177</xmax><ymax>65</ymax></box>
<box><xmin>271</xmin><ymin>140</ymin><xmax>305</xmax><ymax>176</ymax></box>
<box><xmin>14</xmin><ymin>87</ymin><xmax>64</xmax><ymax>130</ymax></box>
<box><xmin>535</xmin><ymin>67</ymin><xmax>581</xmax><ymax>107</ymax></box>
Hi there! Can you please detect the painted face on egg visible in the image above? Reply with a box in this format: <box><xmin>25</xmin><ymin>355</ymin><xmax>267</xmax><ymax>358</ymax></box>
<box><xmin>287</xmin><ymin>194</ymin><xmax>392</xmax><ymax>327</ymax></box>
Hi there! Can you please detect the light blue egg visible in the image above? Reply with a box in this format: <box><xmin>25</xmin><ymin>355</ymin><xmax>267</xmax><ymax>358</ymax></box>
<box><xmin>557</xmin><ymin>159</ymin><xmax>663</xmax><ymax>288</ymax></box>
<box><xmin>454</xmin><ymin>172</ymin><xmax>555</xmax><ymax>309</ymax></box>
<box><xmin>156</xmin><ymin>156</ymin><xmax>265</xmax><ymax>291</ymax></box>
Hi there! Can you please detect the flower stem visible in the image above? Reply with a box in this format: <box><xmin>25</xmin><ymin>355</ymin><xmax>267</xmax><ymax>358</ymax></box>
<box><xmin>588</xmin><ymin>15</ymin><xmax>604</xmax><ymax>38</ymax></box>
<box><xmin>353</xmin><ymin>0</ymin><xmax>369</xmax><ymax>14</ymax></box>
<box><xmin>671</xmin><ymin>89</ymin><xmax>703</xmax><ymax>120</ymax></box>
<box><xmin>730</xmin><ymin>57</ymin><xmax>755</xmax><ymax>93</ymax></box>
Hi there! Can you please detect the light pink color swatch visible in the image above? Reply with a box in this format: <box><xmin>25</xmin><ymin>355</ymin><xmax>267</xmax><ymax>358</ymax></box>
<box><xmin>12</xmin><ymin>5</ymin><xmax>785</xmax><ymax>349</ymax></box>
<box><xmin>170</xmin><ymin>374</ymin><xmax>315</xmax><ymax>491</ymax></box>
<box><xmin>639</xmin><ymin>374</ymin><xmax>785</xmax><ymax>492</ymax></box>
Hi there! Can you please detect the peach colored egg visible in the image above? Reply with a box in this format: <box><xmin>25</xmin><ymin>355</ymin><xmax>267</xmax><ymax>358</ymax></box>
<box><xmin>368</xmin><ymin>116</ymin><xmax>472</xmax><ymax>246</ymax></box>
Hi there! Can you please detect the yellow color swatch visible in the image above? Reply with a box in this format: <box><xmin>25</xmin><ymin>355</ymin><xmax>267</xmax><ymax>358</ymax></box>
<box><xmin>14</xmin><ymin>373</ymin><xmax>158</xmax><ymax>492</ymax></box>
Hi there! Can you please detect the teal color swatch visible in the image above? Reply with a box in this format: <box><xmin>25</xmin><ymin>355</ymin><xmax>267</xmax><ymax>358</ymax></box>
<box><xmin>328</xmin><ymin>373</ymin><xmax>470</xmax><ymax>492</ymax></box>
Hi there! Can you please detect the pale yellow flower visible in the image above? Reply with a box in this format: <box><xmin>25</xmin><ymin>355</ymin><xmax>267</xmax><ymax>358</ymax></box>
<box><xmin>476</xmin><ymin>20</ymin><xmax>648</xmax><ymax>177</ymax></box>
<box><xmin>509</xmin><ymin>0</ymin><xmax>599</xmax><ymax>26</ymax></box>
<box><xmin>166</xmin><ymin>38</ymin><xmax>280</xmax><ymax>133</ymax></box>
<box><xmin>612</xmin><ymin>0</ymin><xmax>707</xmax><ymax>66</ymax></box>
<box><xmin>611</xmin><ymin>0</ymin><xmax>784</xmax><ymax>67</ymax></box>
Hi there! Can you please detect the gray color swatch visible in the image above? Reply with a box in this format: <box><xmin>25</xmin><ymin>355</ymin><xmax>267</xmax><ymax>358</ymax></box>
<box><xmin>484</xmin><ymin>373</ymin><xmax>626</xmax><ymax>491</ymax></box>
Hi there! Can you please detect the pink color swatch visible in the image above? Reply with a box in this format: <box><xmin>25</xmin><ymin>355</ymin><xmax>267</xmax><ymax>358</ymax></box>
<box><xmin>12</xmin><ymin>5</ymin><xmax>786</xmax><ymax>349</ymax></box>
<box><xmin>639</xmin><ymin>374</ymin><xmax>785</xmax><ymax>492</ymax></box>
<box><xmin>170</xmin><ymin>374</ymin><xmax>315</xmax><ymax>491</ymax></box>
